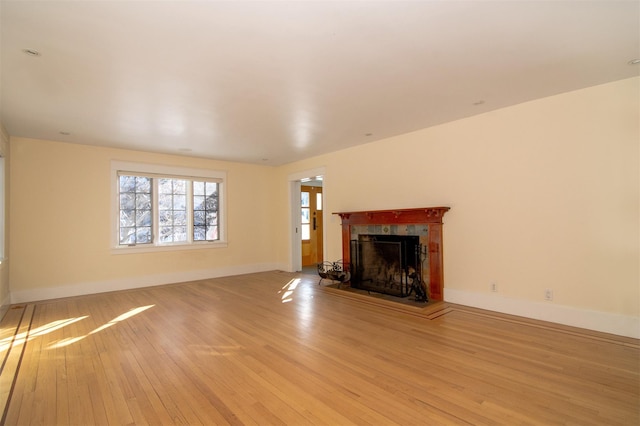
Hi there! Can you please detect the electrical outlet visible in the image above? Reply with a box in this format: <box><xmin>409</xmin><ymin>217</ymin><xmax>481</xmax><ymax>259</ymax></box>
<box><xmin>544</xmin><ymin>289</ymin><xmax>553</xmax><ymax>301</ymax></box>
<box><xmin>491</xmin><ymin>282</ymin><xmax>497</xmax><ymax>292</ymax></box>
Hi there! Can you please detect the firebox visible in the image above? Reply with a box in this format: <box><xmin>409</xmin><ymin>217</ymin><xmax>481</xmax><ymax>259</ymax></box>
<box><xmin>350</xmin><ymin>235</ymin><xmax>424</xmax><ymax>298</ymax></box>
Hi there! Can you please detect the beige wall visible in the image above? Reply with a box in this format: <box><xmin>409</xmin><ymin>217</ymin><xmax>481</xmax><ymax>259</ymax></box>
<box><xmin>9</xmin><ymin>139</ymin><xmax>280</xmax><ymax>301</ymax></box>
<box><xmin>277</xmin><ymin>77</ymin><xmax>639</xmax><ymax>336</ymax></box>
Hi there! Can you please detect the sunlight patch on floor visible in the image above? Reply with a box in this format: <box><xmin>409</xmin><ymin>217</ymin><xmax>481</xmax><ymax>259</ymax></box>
<box><xmin>278</xmin><ymin>278</ymin><xmax>300</xmax><ymax>303</ymax></box>
<box><xmin>0</xmin><ymin>316</ymin><xmax>88</xmax><ymax>352</ymax></box>
<box><xmin>47</xmin><ymin>305</ymin><xmax>155</xmax><ymax>349</ymax></box>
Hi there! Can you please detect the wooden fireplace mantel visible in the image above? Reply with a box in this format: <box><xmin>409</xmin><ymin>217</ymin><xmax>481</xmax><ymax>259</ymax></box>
<box><xmin>334</xmin><ymin>207</ymin><xmax>450</xmax><ymax>224</ymax></box>
<box><xmin>333</xmin><ymin>207</ymin><xmax>450</xmax><ymax>301</ymax></box>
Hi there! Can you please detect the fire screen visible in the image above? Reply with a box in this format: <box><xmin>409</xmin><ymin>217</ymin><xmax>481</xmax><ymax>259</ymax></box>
<box><xmin>350</xmin><ymin>235</ymin><xmax>421</xmax><ymax>298</ymax></box>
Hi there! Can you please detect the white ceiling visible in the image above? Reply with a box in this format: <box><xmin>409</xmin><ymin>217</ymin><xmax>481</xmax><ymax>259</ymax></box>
<box><xmin>1</xmin><ymin>1</ymin><xmax>638</xmax><ymax>166</ymax></box>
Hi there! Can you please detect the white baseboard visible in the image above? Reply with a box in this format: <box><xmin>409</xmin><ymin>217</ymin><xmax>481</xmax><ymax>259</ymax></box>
<box><xmin>10</xmin><ymin>263</ymin><xmax>286</xmax><ymax>304</ymax></box>
<box><xmin>444</xmin><ymin>288</ymin><xmax>640</xmax><ymax>339</ymax></box>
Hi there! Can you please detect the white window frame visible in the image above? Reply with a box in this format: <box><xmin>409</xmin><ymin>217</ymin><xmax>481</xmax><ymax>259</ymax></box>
<box><xmin>111</xmin><ymin>160</ymin><xmax>227</xmax><ymax>254</ymax></box>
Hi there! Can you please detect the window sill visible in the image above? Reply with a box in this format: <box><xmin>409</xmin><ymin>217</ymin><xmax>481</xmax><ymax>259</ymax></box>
<box><xmin>111</xmin><ymin>241</ymin><xmax>228</xmax><ymax>255</ymax></box>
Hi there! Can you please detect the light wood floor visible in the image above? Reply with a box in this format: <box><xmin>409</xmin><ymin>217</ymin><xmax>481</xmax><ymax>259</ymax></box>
<box><xmin>1</xmin><ymin>271</ymin><xmax>638</xmax><ymax>425</ymax></box>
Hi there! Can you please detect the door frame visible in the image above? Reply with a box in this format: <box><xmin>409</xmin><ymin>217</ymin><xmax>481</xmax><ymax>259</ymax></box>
<box><xmin>288</xmin><ymin>167</ymin><xmax>325</xmax><ymax>272</ymax></box>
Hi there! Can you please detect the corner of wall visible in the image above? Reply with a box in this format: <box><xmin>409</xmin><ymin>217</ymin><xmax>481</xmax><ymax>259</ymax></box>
<box><xmin>0</xmin><ymin>122</ymin><xmax>10</xmax><ymax>317</ymax></box>
<box><xmin>0</xmin><ymin>286</ymin><xmax>9</xmax><ymax>321</ymax></box>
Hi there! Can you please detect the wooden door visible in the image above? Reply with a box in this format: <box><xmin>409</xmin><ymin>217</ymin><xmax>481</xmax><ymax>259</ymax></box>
<box><xmin>301</xmin><ymin>185</ymin><xmax>323</xmax><ymax>266</ymax></box>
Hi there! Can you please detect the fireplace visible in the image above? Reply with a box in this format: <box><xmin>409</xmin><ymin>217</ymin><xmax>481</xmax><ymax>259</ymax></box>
<box><xmin>333</xmin><ymin>207</ymin><xmax>449</xmax><ymax>301</ymax></box>
<box><xmin>350</xmin><ymin>235</ymin><xmax>422</xmax><ymax>298</ymax></box>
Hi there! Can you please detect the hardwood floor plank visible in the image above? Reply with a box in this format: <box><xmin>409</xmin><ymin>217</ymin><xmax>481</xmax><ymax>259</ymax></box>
<box><xmin>0</xmin><ymin>305</ymin><xmax>29</xmax><ymax>421</ymax></box>
<box><xmin>120</xmin><ymin>349</ymin><xmax>183</xmax><ymax>425</ymax></box>
<box><xmin>0</xmin><ymin>271</ymin><xmax>638</xmax><ymax>425</ymax></box>
<box><xmin>0</xmin><ymin>306</ymin><xmax>25</xmax><ymax>373</ymax></box>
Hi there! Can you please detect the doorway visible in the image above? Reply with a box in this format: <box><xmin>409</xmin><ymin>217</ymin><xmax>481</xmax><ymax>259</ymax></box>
<box><xmin>288</xmin><ymin>167</ymin><xmax>325</xmax><ymax>273</ymax></box>
<box><xmin>301</xmin><ymin>183</ymin><xmax>323</xmax><ymax>266</ymax></box>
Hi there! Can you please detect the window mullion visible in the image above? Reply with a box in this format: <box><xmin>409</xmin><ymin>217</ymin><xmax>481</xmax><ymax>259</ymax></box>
<box><xmin>187</xmin><ymin>181</ymin><xmax>193</xmax><ymax>243</ymax></box>
<box><xmin>152</xmin><ymin>178</ymin><xmax>159</xmax><ymax>245</ymax></box>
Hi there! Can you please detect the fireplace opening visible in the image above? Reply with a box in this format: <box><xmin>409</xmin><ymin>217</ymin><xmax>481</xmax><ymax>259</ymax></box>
<box><xmin>350</xmin><ymin>235</ymin><xmax>427</xmax><ymax>300</ymax></box>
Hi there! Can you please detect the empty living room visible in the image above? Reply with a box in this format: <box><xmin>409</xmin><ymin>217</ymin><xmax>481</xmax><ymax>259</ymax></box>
<box><xmin>0</xmin><ymin>1</ymin><xmax>638</xmax><ymax>425</ymax></box>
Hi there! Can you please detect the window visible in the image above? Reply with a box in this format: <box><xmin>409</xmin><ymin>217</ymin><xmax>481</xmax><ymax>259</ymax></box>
<box><xmin>158</xmin><ymin>178</ymin><xmax>187</xmax><ymax>243</ymax></box>
<box><xmin>193</xmin><ymin>181</ymin><xmax>219</xmax><ymax>241</ymax></box>
<box><xmin>119</xmin><ymin>175</ymin><xmax>153</xmax><ymax>244</ymax></box>
<box><xmin>112</xmin><ymin>161</ymin><xmax>225</xmax><ymax>252</ymax></box>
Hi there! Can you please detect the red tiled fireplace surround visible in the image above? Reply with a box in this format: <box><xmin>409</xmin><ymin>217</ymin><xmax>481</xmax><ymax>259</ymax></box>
<box><xmin>333</xmin><ymin>207</ymin><xmax>450</xmax><ymax>301</ymax></box>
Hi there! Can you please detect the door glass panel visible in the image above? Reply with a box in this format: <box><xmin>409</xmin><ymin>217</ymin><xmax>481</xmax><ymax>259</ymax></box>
<box><xmin>301</xmin><ymin>207</ymin><xmax>310</xmax><ymax>240</ymax></box>
<box><xmin>301</xmin><ymin>224</ymin><xmax>310</xmax><ymax>240</ymax></box>
<box><xmin>316</xmin><ymin>193</ymin><xmax>322</xmax><ymax>211</ymax></box>
<box><xmin>301</xmin><ymin>191</ymin><xmax>310</xmax><ymax>241</ymax></box>
<box><xmin>301</xmin><ymin>208</ymin><xmax>310</xmax><ymax>224</ymax></box>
